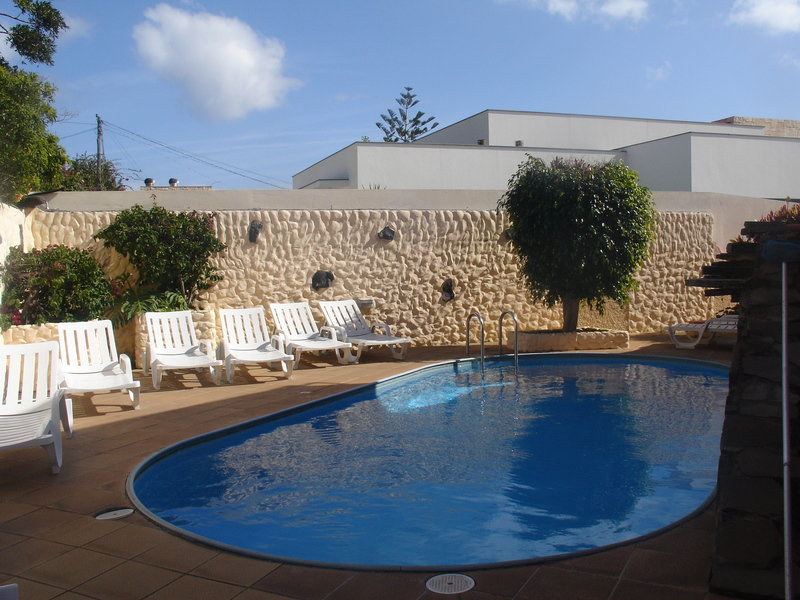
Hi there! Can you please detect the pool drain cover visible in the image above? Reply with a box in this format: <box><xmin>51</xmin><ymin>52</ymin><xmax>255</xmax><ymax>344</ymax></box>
<box><xmin>425</xmin><ymin>573</ymin><xmax>475</xmax><ymax>595</ymax></box>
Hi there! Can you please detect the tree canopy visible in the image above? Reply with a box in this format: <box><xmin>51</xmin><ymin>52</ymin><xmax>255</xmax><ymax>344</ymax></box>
<box><xmin>0</xmin><ymin>0</ymin><xmax>67</xmax><ymax>66</ymax></box>
<box><xmin>497</xmin><ymin>157</ymin><xmax>656</xmax><ymax>332</ymax></box>
<box><xmin>61</xmin><ymin>153</ymin><xmax>136</xmax><ymax>191</ymax></box>
<box><xmin>0</xmin><ymin>65</ymin><xmax>68</xmax><ymax>201</ymax></box>
<box><xmin>376</xmin><ymin>86</ymin><xmax>438</xmax><ymax>143</ymax></box>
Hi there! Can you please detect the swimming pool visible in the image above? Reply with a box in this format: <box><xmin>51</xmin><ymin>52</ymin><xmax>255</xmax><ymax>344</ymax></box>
<box><xmin>129</xmin><ymin>354</ymin><xmax>728</xmax><ymax>570</ymax></box>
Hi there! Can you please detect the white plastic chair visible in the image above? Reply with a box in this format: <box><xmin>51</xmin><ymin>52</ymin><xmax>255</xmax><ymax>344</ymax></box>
<box><xmin>218</xmin><ymin>307</ymin><xmax>294</xmax><ymax>383</ymax></box>
<box><xmin>144</xmin><ymin>311</ymin><xmax>222</xmax><ymax>390</ymax></box>
<box><xmin>665</xmin><ymin>314</ymin><xmax>739</xmax><ymax>349</ymax></box>
<box><xmin>58</xmin><ymin>320</ymin><xmax>140</xmax><ymax>433</ymax></box>
<box><xmin>318</xmin><ymin>299</ymin><xmax>410</xmax><ymax>362</ymax></box>
<box><xmin>0</xmin><ymin>341</ymin><xmax>63</xmax><ymax>474</ymax></box>
<box><xmin>269</xmin><ymin>302</ymin><xmax>354</xmax><ymax>367</ymax></box>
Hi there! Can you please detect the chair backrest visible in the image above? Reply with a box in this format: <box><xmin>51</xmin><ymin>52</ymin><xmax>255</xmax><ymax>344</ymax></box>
<box><xmin>269</xmin><ymin>302</ymin><xmax>321</xmax><ymax>341</ymax></box>
<box><xmin>318</xmin><ymin>300</ymin><xmax>371</xmax><ymax>337</ymax></box>
<box><xmin>0</xmin><ymin>341</ymin><xmax>60</xmax><ymax>417</ymax></box>
<box><xmin>58</xmin><ymin>320</ymin><xmax>119</xmax><ymax>374</ymax></box>
<box><xmin>219</xmin><ymin>308</ymin><xmax>270</xmax><ymax>349</ymax></box>
<box><xmin>145</xmin><ymin>311</ymin><xmax>199</xmax><ymax>352</ymax></box>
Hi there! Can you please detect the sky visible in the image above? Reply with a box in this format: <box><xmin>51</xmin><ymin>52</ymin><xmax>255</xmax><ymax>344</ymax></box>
<box><xmin>6</xmin><ymin>0</ymin><xmax>800</xmax><ymax>190</ymax></box>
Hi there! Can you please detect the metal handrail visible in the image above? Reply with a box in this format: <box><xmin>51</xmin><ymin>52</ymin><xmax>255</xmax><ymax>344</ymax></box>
<box><xmin>498</xmin><ymin>310</ymin><xmax>519</xmax><ymax>371</ymax></box>
<box><xmin>466</xmin><ymin>312</ymin><xmax>485</xmax><ymax>370</ymax></box>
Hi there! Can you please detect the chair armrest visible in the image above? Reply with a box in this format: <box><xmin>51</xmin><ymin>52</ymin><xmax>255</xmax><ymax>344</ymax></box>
<box><xmin>198</xmin><ymin>339</ymin><xmax>215</xmax><ymax>359</ymax></box>
<box><xmin>119</xmin><ymin>354</ymin><xmax>133</xmax><ymax>374</ymax></box>
<box><xmin>371</xmin><ymin>321</ymin><xmax>392</xmax><ymax>336</ymax></box>
<box><xmin>271</xmin><ymin>334</ymin><xmax>286</xmax><ymax>353</ymax></box>
<box><xmin>320</xmin><ymin>326</ymin><xmax>342</xmax><ymax>341</ymax></box>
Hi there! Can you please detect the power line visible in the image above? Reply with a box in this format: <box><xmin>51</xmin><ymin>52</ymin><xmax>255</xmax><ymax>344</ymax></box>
<box><xmin>100</xmin><ymin>119</ymin><xmax>289</xmax><ymax>189</ymax></box>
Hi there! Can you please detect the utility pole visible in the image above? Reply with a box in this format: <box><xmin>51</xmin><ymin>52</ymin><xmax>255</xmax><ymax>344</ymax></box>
<box><xmin>96</xmin><ymin>115</ymin><xmax>103</xmax><ymax>189</ymax></box>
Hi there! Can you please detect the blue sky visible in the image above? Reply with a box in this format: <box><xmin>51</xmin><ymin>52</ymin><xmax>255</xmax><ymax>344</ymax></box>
<box><xmin>7</xmin><ymin>0</ymin><xmax>800</xmax><ymax>190</ymax></box>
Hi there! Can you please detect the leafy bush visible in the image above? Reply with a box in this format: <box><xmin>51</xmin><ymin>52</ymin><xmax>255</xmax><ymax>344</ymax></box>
<box><xmin>0</xmin><ymin>245</ymin><xmax>113</xmax><ymax>329</ymax></box>
<box><xmin>94</xmin><ymin>203</ymin><xmax>226</xmax><ymax>311</ymax></box>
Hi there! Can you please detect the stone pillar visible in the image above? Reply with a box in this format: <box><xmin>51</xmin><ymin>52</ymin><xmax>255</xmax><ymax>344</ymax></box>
<box><xmin>711</xmin><ymin>243</ymin><xmax>799</xmax><ymax>598</ymax></box>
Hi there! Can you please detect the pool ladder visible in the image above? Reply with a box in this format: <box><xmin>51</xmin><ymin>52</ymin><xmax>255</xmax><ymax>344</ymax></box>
<box><xmin>466</xmin><ymin>310</ymin><xmax>519</xmax><ymax>371</ymax></box>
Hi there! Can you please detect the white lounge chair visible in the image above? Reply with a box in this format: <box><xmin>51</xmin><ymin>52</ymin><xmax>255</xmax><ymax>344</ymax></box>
<box><xmin>0</xmin><ymin>341</ymin><xmax>64</xmax><ymax>474</ymax></box>
<box><xmin>318</xmin><ymin>299</ymin><xmax>410</xmax><ymax>362</ymax></box>
<box><xmin>58</xmin><ymin>320</ymin><xmax>140</xmax><ymax>433</ymax></box>
<box><xmin>144</xmin><ymin>311</ymin><xmax>222</xmax><ymax>390</ymax></box>
<box><xmin>269</xmin><ymin>302</ymin><xmax>354</xmax><ymax>367</ymax></box>
<box><xmin>665</xmin><ymin>314</ymin><xmax>739</xmax><ymax>349</ymax></box>
<box><xmin>219</xmin><ymin>307</ymin><xmax>294</xmax><ymax>383</ymax></box>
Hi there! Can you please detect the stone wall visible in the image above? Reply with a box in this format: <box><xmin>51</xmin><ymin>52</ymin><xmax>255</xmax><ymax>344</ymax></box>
<box><xmin>709</xmin><ymin>235</ymin><xmax>799</xmax><ymax>599</ymax></box>
<box><xmin>3</xmin><ymin>207</ymin><xmax>724</xmax><ymax>354</ymax></box>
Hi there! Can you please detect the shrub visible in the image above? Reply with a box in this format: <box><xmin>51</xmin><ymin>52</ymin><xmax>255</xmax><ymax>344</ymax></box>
<box><xmin>0</xmin><ymin>245</ymin><xmax>113</xmax><ymax>329</ymax></box>
<box><xmin>94</xmin><ymin>203</ymin><xmax>227</xmax><ymax>312</ymax></box>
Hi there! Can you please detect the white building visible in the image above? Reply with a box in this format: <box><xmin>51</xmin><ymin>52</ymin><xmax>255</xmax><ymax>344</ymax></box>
<box><xmin>293</xmin><ymin>110</ymin><xmax>800</xmax><ymax>200</ymax></box>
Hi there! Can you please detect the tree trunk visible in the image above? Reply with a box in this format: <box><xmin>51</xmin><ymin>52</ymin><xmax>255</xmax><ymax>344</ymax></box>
<box><xmin>562</xmin><ymin>296</ymin><xmax>579</xmax><ymax>332</ymax></box>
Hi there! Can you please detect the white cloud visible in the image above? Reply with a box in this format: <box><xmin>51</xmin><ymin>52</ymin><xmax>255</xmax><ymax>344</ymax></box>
<box><xmin>132</xmin><ymin>4</ymin><xmax>300</xmax><ymax>120</ymax></box>
<box><xmin>729</xmin><ymin>0</ymin><xmax>800</xmax><ymax>33</ymax></box>
<box><xmin>501</xmin><ymin>0</ymin><xmax>648</xmax><ymax>21</ymax></box>
<box><xmin>61</xmin><ymin>13</ymin><xmax>92</xmax><ymax>42</ymax></box>
<box><xmin>599</xmin><ymin>0</ymin><xmax>648</xmax><ymax>21</ymax></box>
<box><xmin>646</xmin><ymin>60</ymin><xmax>672</xmax><ymax>83</ymax></box>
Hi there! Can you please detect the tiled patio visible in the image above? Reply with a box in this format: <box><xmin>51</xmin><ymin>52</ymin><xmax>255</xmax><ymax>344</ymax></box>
<box><xmin>1</xmin><ymin>336</ymin><xmax>745</xmax><ymax>600</ymax></box>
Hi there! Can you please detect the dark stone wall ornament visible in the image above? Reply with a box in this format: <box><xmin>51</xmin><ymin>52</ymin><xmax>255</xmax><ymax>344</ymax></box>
<box><xmin>441</xmin><ymin>278</ymin><xmax>455</xmax><ymax>302</ymax></box>
<box><xmin>377</xmin><ymin>226</ymin><xmax>395</xmax><ymax>241</ymax></box>
<box><xmin>248</xmin><ymin>220</ymin><xmax>263</xmax><ymax>243</ymax></box>
<box><xmin>311</xmin><ymin>270</ymin><xmax>335</xmax><ymax>291</ymax></box>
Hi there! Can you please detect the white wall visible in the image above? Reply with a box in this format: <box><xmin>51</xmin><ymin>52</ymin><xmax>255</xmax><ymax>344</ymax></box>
<box><xmin>419</xmin><ymin>110</ymin><xmax>761</xmax><ymax>150</ymax></box>
<box><xmin>625</xmin><ymin>134</ymin><xmax>693</xmax><ymax>192</ymax></box>
<box><xmin>689</xmin><ymin>134</ymin><xmax>800</xmax><ymax>199</ymax></box>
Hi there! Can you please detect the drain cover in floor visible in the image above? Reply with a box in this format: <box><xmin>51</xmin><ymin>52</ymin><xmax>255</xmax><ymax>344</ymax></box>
<box><xmin>425</xmin><ymin>573</ymin><xmax>475</xmax><ymax>595</ymax></box>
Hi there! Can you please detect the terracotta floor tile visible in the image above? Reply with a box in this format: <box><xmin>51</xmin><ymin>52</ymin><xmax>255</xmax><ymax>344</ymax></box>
<box><xmin>142</xmin><ymin>574</ymin><xmax>243</xmax><ymax>600</ymax></box>
<box><xmin>0</xmin><ymin>538</ymin><xmax>72</xmax><ymax>575</ymax></box>
<box><xmin>468</xmin><ymin>565</ymin><xmax>538</xmax><ymax>597</ymax></box>
<box><xmin>22</xmin><ymin>547</ymin><xmax>125</xmax><ymax>588</ymax></box>
<box><xmin>73</xmin><ymin>561</ymin><xmax>180</xmax><ymax>600</ymax></box>
<box><xmin>135</xmin><ymin>537</ymin><xmax>219</xmax><ymax>572</ymax></box>
<box><xmin>84</xmin><ymin>523</ymin><xmax>172</xmax><ymax>559</ymax></box>
<box><xmin>637</xmin><ymin>525</ymin><xmax>715</xmax><ymax>556</ymax></box>
<box><xmin>0</xmin><ymin>576</ymin><xmax>63</xmax><ymax>600</ymax></box>
<box><xmin>230</xmin><ymin>589</ymin><xmax>297</xmax><ymax>600</ymax></box>
<box><xmin>1</xmin><ymin>508</ymin><xmax>82</xmax><ymax>538</ymax></box>
<box><xmin>0</xmin><ymin>501</ymin><xmax>39</xmax><ymax>524</ymax></box>
<box><xmin>190</xmin><ymin>552</ymin><xmax>280</xmax><ymax>586</ymax></box>
<box><xmin>556</xmin><ymin>546</ymin><xmax>634</xmax><ymax>576</ymax></box>
<box><xmin>623</xmin><ymin>548</ymin><xmax>712</xmax><ymax>591</ymax></box>
<box><xmin>0</xmin><ymin>531</ymin><xmax>25</xmax><ymax>550</ymax></box>
<box><xmin>610</xmin><ymin>579</ymin><xmax>708</xmax><ymax>600</ymax></box>
<box><xmin>48</xmin><ymin>593</ymin><xmax>97</xmax><ymax>599</ymax></box>
<box><xmin>515</xmin><ymin>566</ymin><xmax>618</xmax><ymax>600</ymax></box>
<box><xmin>40</xmin><ymin>514</ymin><xmax>127</xmax><ymax>547</ymax></box>
<box><xmin>251</xmin><ymin>564</ymin><xmax>355</xmax><ymax>600</ymax></box>
<box><xmin>325</xmin><ymin>571</ymin><xmax>428</xmax><ymax>600</ymax></box>
<box><xmin>11</xmin><ymin>483</ymin><xmax>124</xmax><ymax>515</ymax></box>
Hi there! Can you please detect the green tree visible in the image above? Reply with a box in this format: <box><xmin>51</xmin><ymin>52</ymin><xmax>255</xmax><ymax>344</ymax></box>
<box><xmin>95</xmin><ymin>203</ymin><xmax>227</xmax><ymax>309</ymax></box>
<box><xmin>376</xmin><ymin>86</ymin><xmax>439</xmax><ymax>142</ymax></box>
<box><xmin>61</xmin><ymin>153</ymin><xmax>135</xmax><ymax>191</ymax></box>
<box><xmin>0</xmin><ymin>65</ymin><xmax>68</xmax><ymax>202</ymax></box>
<box><xmin>0</xmin><ymin>0</ymin><xmax>67</xmax><ymax>66</ymax></box>
<box><xmin>497</xmin><ymin>157</ymin><xmax>656</xmax><ymax>332</ymax></box>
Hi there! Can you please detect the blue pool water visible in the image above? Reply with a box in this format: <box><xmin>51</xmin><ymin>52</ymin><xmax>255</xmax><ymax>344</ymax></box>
<box><xmin>129</xmin><ymin>354</ymin><xmax>728</xmax><ymax>569</ymax></box>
